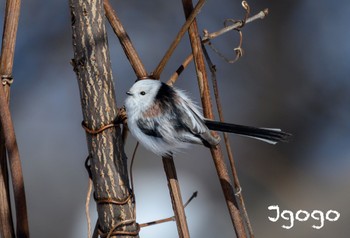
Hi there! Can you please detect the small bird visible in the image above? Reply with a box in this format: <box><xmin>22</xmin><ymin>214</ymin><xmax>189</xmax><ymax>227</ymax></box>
<box><xmin>125</xmin><ymin>79</ymin><xmax>290</xmax><ymax>156</ymax></box>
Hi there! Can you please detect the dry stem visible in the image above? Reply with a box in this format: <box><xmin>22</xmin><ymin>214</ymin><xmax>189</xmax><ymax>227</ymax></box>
<box><xmin>202</xmin><ymin>8</ymin><xmax>268</xmax><ymax>43</ymax></box>
<box><xmin>139</xmin><ymin>191</ymin><xmax>197</xmax><ymax>228</ymax></box>
<box><xmin>162</xmin><ymin>156</ymin><xmax>190</xmax><ymax>238</ymax></box>
<box><xmin>104</xmin><ymin>0</ymin><xmax>148</xmax><ymax>79</ymax></box>
<box><xmin>182</xmin><ymin>0</ymin><xmax>247</xmax><ymax>237</ymax></box>
<box><xmin>167</xmin><ymin>54</ymin><xmax>193</xmax><ymax>86</ymax></box>
<box><xmin>167</xmin><ymin>7</ymin><xmax>268</xmax><ymax>86</ymax></box>
<box><xmin>0</xmin><ymin>0</ymin><xmax>29</xmax><ymax>237</ymax></box>
<box><xmin>152</xmin><ymin>0</ymin><xmax>206</xmax><ymax>79</ymax></box>
<box><xmin>202</xmin><ymin>46</ymin><xmax>254</xmax><ymax>237</ymax></box>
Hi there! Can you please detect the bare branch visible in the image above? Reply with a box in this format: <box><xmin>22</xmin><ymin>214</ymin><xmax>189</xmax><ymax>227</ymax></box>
<box><xmin>162</xmin><ymin>155</ymin><xmax>190</xmax><ymax>238</ymax></box>
<box><xmin>104</xmin><ymin>0</ymin><xmax>148</xmax><ymax>78</ymax></box>
<box><xmin>139</xmin><ymin>191</ymin><xmax>198</xmax><ymax>228</ymax></box>
<box><xmin>152</xmin><ymin>0</ymin><xmax>206</xmax><ymax>79</ymax></box>
<box><xmin>167</xmin><ymin>54</ymin><xmax>193</xmax><ymax>86</ymax></box>
<box><xmin>202</xmin><ymin>8</ymin><xmax>269</xmax><ymax>43</ymax></box>
<box><xmin>168</xmin><ymin>6</ymin><xmax>268</xmax><ymax>84</ymax></box>
<box><xmin>182</xmin><ymin>0</ymin><xmax>248</xmax><ymax>237</ymax></box>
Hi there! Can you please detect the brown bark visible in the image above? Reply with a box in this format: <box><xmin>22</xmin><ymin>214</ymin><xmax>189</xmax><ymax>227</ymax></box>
<box><xmin>69</xmin><ymin>0</ymin><xmax>138</xmax><ymax>236</ymax></box>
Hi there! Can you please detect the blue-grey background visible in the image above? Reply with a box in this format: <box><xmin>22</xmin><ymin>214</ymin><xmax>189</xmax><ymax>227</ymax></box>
<box><xmin>1</xmin><ymin>0</ymin><xmax>349</xmax><ymax>237</ymax></box>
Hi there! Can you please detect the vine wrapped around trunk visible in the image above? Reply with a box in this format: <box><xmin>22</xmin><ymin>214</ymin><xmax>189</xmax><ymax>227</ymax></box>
<box><xmin>69</xmin><ymin>0</ymin><xmax>138</xmax><ymax>237</ymax></box>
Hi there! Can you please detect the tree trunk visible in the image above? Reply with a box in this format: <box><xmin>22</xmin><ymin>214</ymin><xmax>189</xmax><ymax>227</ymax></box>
<box><xmin>69</xmin><ymin>0</ymin><xmax>138</xmax><ymax>237</ymax></box>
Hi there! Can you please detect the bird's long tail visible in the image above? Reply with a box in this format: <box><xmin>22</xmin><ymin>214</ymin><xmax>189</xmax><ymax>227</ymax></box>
<box><xmin>204</xmin><ymin>120</ymin><xmax>291</xmax><ymax>144</ymax></box>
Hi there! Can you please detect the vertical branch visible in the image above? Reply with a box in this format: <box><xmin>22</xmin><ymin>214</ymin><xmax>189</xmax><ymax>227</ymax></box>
<box><xmin>0</xmin><ymin>132</ymin><xmax>14</xmax><ymax>238</ymax></box>
<box><xmin>162</xmin><ymin>156</ymin><xmax>190</xmax><ymax>238</ymax></box>
<box><xmin>181</xmin><ymin>0</ymin><xmax>247</xmax><ymax>237</ymax></box>
<box><xmin>0</xmin><ymin>0</ymin><xmax>30</xmax><ymax>237</ymax></box>
<box><xmin>0</xmin><ymin>0</ymin><xmax>20</xmax><ymax>99</ymax></box>
<box><xmin>203</xmin><ymin>46</ymin><xmax>254</xmax><ymax>237</ymax></box>
<box><xmin>69</xmin><ymin>0</ymin><xmax>138</xmax><ymax>237</ymax></box>
<box><xmin>0</xmin><ymin>96</ymin><xmax>27</xmax><ymax>238</ymax></box>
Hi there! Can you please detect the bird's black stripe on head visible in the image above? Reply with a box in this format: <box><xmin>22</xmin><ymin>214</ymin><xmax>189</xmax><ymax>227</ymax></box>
<box><xmin>155</xmin><ymin>82</ymin><xmax>177</xmax><ymax>108</ymax></box>
<box><xmin>154</xmin><ymin>83</ymin><xmax>186</xmax><ymax>134</ymax></box>
<box><xmin>155</xmin><ymin>82</ymin><xmax>196</xmax><ymax>136</ymax></box>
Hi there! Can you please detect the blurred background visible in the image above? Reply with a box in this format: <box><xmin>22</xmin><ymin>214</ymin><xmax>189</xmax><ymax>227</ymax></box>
<box><xmin>1</xmin><ymin>0</ymin><xmax>349</xmax><ymax>237</ymax></box>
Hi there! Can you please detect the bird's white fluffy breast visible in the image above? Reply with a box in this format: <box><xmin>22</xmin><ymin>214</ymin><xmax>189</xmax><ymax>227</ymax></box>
<box><xmin>124</xmin><ymin>79</ymin><xmax>206</xmax><ymax>156</ymax></box>
<box><xmin>124</xmin><ymin>80</ymin><xmax>172</xmax><ymax>155</ymax></box>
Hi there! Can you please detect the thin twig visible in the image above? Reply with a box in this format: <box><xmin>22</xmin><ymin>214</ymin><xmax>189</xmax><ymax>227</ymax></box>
<box><xmin>202</xmin><ymin>45</ymin><xmax>254</xmax><ymax>237</ymax></box>
<box><xmin>140</xmin><ymin>191</ymin><xmax>197</xmax><ymax>228</ymax></box>
<box><xmin>140</xmin><ymin>215</ymin><xmax>175</xmax><ymax>228</ymax></box>
<box><xmin>152</xmin><ymin>0</ymin><xmax>206</xmax><ymax>79</ymax></box>
<box><xmin>207</xmin><ymin>29</ymin><xmax>243</xmax><ymax>64</ymax></box>
<box><xmin>202</xmin><ymin>8</ymin><xmax>268</xmax><ymax>43</ymax></box>
<box><xmin>183</xmin><ymin>191</ymin><xmax>198</xmax><ymax>207</ymax></box>
<box><xmin>182</xmin><ymin>0</ymin><xmax>247</xmax><ymax>237</ymax></box>
<box><xmin>167</xmin><ymin>54</ymin><xmax>193</xmax><ymax>86</ymax></box>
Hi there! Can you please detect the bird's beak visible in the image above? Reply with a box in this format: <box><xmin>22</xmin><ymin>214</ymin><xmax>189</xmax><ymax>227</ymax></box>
<box><xmin>126</xmin><ymin>91</ymin><xmax>132</xmax><ymax>96</ymax></box>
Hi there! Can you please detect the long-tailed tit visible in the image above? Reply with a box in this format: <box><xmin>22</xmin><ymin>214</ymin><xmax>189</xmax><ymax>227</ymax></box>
<box><xmin>125</xmin><ymin>79</ymin><xmax>290</xmax><ymax>156</ymax></box>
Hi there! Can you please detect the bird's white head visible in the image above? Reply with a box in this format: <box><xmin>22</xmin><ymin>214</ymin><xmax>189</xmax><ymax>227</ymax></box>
<box><xmin>125</xmin><ymin>79</ymin><xmax>162</xmax><ymax>117</ymax></box>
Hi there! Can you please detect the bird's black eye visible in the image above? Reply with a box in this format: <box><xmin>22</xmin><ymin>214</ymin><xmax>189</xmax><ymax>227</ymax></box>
<box><xmin>140</xmin><ymin>91</ymin><xmax>146</xmax><ymax>95</ymax></box>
